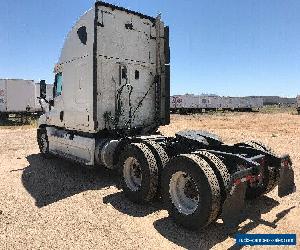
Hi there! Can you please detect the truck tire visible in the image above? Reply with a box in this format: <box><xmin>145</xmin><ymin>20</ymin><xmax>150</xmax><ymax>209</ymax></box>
<box><xmin>119</xmin><ymin>143</ymin><xmax>158</xmax><ymax>203</ymax></box>
<box><xmin>249</xmin><ymin>141</ymin><xmax>279</xmax><ymax>195</ymax></box>
<box><xmin>248</xmin><ymin>140</ymin><xmax>273</xmax><ymax>154</ymax></box>
<box><xmin>161</xmin><ymin>154</ymin><xmax>221</xmax><ymax>231</ymax></box>
<box><xmin>194</xmin><ymin>151</ymin><xmax>230</xmax><ymax>206</ymax></box>
<box><xmin>243</xmin><ymin>141</ymin><xmax>279</xmax><ymax>199</ymax></box>
<box><xmin>37</xmin><ymin>127</ymin><xmax>51</xmax><ymax>158</ymax></box>
<box><xmin>142</xmin><ymin>140</ymin><xmax>169</xmax><ymax>197</ymax></box>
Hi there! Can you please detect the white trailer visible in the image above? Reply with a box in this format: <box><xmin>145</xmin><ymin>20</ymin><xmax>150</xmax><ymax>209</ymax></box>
<box><xmin>170</xmin><ymin>94</ymin><xmax>217</xmax><ymax>113</ymax></box>
<box><xmin>202</xmin><ymin>95</ymin><xmax>222</xmax><ymax>109</ymax></box>
<box><xmin>174</xmin><ymin>94</ymin><xmax>199</xmax><ymax>111</ymax></box>
<box><xmin>170</xmin><ymin>95</ymin><xmax>183</xmax><ymax>110</ymax></box>
<box><xmin>231</xmin><ymin>97</ymin><xmax>263</xmax><ymax>111</ymax></box>
<box><xmin>0</xmin><ymin>79</ymin><xmax>37</xmax><ymax>114</ymax></box>
<box><xmin>170</xmin><ymin>95</ymin><xmax>263</xmax><ymax>113</ymax></box>
<box><xmin>248</xmin><ymin>97</ymin><xmax>263</xmax><ymax>109</ymax></box>
<box><xmin>36</xmin><ymin>2</ymin><xmax>295</xmax><ymax>231</ymax></box>
<box><xmin>0</xmin><ymin>79</ymin><xmax>53</xmax><ymax>120</ymax></box>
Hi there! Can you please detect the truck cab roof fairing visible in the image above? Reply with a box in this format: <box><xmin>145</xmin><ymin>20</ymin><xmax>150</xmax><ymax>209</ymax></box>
<box><xmin>57</xmin><ymin>8</ymin><xmax>94</xmax><ymax>68</ymax></box>
<box><xmin>57</xmin><ymin>1</ymin><xmax>156</xmax><ymax>70</ymax></box>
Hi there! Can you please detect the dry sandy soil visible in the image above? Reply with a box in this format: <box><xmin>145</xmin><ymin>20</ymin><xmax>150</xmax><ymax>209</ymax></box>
<box><xmin>0</xmin><ymin>112</ymin><xmax>299</xmax><ymax>249</ymax></box>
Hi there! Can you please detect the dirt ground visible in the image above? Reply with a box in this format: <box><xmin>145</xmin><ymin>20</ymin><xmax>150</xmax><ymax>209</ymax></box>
<box><xmin>0</xmin><ymin>112</ymin><xmax>299</xmax><ymax>249</ymax></box>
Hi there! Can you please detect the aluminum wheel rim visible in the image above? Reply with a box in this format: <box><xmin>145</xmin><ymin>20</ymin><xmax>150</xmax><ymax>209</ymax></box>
<box><xmin>123</xmin><ymin>157</ymin><xmax>142</xmax><ymax>191</ymax></box>
<box><xmin>169</xmin><ymin>171</ymin><xmax>200</xmax><ymax>215</ymax></box>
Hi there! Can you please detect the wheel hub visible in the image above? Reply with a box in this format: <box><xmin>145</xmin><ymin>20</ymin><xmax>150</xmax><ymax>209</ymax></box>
<box><xmin>123</xmin><ymin>157</ymin><xmax>142</xmax><ymax>191</ymax></box>
<box><xmin>184</xmin><ymin>179</ymin><xmax>198</xmax><ymax>200</ymax></box>
<box><xmin>169</xmin><ymin>171</ymin><xmax>200</xmax><ymax>215</ymax></box>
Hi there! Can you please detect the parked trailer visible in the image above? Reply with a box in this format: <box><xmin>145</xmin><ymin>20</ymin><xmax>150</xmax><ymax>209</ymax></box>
<box><xmin>198</xmin><ymin>95</ymin><xmax>221</xmax><ymax>111</ymax></box>
<box><xmin>0</xmin><ymin>79</ymin><xmax>53</xmax><ymax>120</ymax></box>
<box><xmin>244</xmin><ymin>97</ymin><xmax>263</xmax><ymax>110</ymax></box>
<box><xmin>37</xmin><ymin>2</ymin><xmax>295</xmax><ymax>231</ymax></box>
<box><xmin>170</xmin><ymin>94</ymin><xmax>263</xmax><ymax>113</ymax></box>
<box><xmin>229</xmin><ymin>97</ymin><xmax>263</xmax><ymax>111</ymax></box>
<box><xmin>171</xmin><ymin>94</ymin><xmax>206</xmax><ymax>113</ymax></box>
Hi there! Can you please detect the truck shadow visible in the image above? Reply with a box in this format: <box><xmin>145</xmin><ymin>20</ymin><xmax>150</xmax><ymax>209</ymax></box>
<box><xmin>153</xmin><ymin>197</ymin><xmax>295</xmax><ymax>250</ymax></box>
<box><xmin>23</xmin><ymin>153</ymin><xmax>162</xmax><ymax>217</ymax></box>
<box><xmin>103</xmin><ymin>191</ymin><xmax>161</xmax><ymax>217</ymax></box>
<box><xmin>22</xmin><ymin>153</ymin><xmax>119</xmax><ymax>208</ymax></box>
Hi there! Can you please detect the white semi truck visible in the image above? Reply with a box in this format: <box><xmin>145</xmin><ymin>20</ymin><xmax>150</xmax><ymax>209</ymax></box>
<box><xmin>37</xmin><ymin>1</ymin><xmax>295</xmax><ymax>230</ymax></box>
<box><xmin>0</xmin><ymin>79</ymin><xmax>53</xmax><ymax>120</ymax></box>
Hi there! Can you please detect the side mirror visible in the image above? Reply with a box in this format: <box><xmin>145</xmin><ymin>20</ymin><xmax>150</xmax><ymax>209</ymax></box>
<box><xmin>40</xmin><ymin>80</ymin><xmax>46</xmax><ymax>99</ymax></box>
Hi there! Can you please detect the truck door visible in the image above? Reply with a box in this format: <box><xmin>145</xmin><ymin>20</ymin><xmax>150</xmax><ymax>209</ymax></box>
<box><xmin>48</xmin><ymin>72</ymin><xmax>65</xmax><ymax>127</ymax></box>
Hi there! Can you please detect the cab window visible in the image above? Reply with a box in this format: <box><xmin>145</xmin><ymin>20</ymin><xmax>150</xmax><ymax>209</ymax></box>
<box><xmin>55</xmin><ymin>73</ymin><xmax>63</xmax><ymax>97</ymax></box>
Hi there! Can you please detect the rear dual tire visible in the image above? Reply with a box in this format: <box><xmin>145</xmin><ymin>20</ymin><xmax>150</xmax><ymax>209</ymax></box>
<box><xmin>119</xmin><ymin>141</ymin><xmax>169</xmax><ymax>203</ymax></box>
<box><xmin>120</xmin><ymin>145</ymin><xmax>225</xmax><ymax>230</ymax></box>
<box><xmin>142</xmin><ymin>140</ymin><xmax>169</xmax><ymax>198</ymax></box>
<box><xmin>119</xmin><ymin>143</ymin><xmax>159</xmax><ymax>203</ymax></box>
<box><xmin>161</xmin><ymin>154</ymin><xmax>221</xmax><ymax>230</ymax></box>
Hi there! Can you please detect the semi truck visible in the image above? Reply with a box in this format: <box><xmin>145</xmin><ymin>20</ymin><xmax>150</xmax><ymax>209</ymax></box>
<box><xmin>37</xmin><ymin>1</ymin><xmax>295</xmax><ymax>230</ymax></box>
<box><xmin>0</xmin><ymin>79</ymin><xmax>53</xmax><ymax>120</ymax></box>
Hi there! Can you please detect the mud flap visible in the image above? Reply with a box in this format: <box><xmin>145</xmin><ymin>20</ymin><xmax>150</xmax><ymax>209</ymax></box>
<box><xmin>221</xmin><ymin>182</ymin><xmax>246</xmax><ymax>228</ymax></box>
<box><xmin>278</xmin><ymin>156</ymin><xmax>296</xmax><ymax>197</ymax></box>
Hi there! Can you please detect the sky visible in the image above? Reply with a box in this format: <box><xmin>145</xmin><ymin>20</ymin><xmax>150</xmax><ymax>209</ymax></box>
<box><xmin>0</xmin><ymin>0</ymin><xmax>300</xmax><ymax>97</ymax></box>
